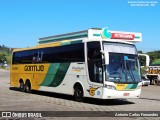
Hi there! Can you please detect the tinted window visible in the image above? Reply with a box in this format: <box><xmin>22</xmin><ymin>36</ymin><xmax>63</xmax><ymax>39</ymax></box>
<box><xmin>13</xmin><ymin>50</ymin><xmax>33</xmax><ymax>64</ymax></box>
<box><xmin>13</xmin><ymin>43</ymin><xmax>84</xmax><ymax>64</ymax></box>
<box><xmin>87</xmin><ymin>42</ymin><xmax>103</xmax><ymax>83</ymax></box>
<box><xmin>42</xmin><ymin>43</ymin><xmax>84</xmax><ymax>62</ymax></box>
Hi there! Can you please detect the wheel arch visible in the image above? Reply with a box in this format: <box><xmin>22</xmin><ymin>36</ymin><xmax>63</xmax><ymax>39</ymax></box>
<box><xmin>19</xmin><ymin>78</ymin><xmax>24</xmax><ymax>84</ymax></box>
<box><xmin>25</xmin><ymin>79</ymin><xmax>31</xmax><ymax>87</ymax></box>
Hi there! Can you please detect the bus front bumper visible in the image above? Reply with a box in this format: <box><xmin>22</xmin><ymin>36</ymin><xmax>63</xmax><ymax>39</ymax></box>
<box><xmin>101</xmin><ymin>88</ymin><xmax>141</xmax><ymax>99</ymax></box>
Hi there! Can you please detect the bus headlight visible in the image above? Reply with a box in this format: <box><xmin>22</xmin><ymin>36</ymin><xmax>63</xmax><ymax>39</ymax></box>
<box><xmin>105</xmin><ymin>85</ymin><xmax>116</xmax><ymax>90</ymax></box>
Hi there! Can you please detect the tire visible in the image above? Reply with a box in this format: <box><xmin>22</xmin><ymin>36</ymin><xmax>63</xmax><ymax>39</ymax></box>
<box><xmin>25</xmin><ymin>81</ymin><xmax>31</xmax><ymax>93</ymax></box>
<box><xmin>19</xmin><ymin>82</ymin><xmax>25</xmax><ymax>92</ymax></box>
<box><xmin>152</xmin><ymin>77</ymin><xmax>158</xmax><ymax>85</ymax></box>
<box><xmin>74</xmin><ymin>85</ymin><xmax>84</xmax><ymax>102</ymax></box>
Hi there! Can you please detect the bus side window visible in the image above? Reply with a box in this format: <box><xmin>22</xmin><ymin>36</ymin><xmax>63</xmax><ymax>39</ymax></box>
<box><xmin>87</xmin><ymin>42</ymin><xmax>103</xmax><ymax>83</ymax></box>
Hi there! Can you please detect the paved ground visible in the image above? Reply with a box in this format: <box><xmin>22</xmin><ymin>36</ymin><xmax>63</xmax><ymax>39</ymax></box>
<box><xmin>0</xmin><ymin>69</ymin><xmax>160</xmax><ymax>120</ymax></box>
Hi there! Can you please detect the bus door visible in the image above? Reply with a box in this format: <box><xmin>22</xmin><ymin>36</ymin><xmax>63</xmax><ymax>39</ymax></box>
<box><xmin>87</xmin><ymin>42</ymin><xmax>103</xmax><ymax>98</ymax></box>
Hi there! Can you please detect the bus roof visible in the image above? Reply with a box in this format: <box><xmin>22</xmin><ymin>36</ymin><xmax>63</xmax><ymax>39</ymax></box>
<box><xmin>13</xmin><ymin>38</ymin><xmax>135</xmax><ymax>53</ymax></box>
<box><xmin>13</xmin><ymin>27</ymin><xmax>142</xmax><ymax>52</ymax></box>
<box><xmin>38</xmin><ymin>27</ymin><xmax>142</xmax><ymax>44</ymax></box>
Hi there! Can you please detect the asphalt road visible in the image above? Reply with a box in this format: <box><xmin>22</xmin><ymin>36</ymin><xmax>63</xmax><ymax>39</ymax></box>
<box><xmin>0</xmin><ymin>69</ymin><xmax>160</xmax><ymax>120</ymax></box>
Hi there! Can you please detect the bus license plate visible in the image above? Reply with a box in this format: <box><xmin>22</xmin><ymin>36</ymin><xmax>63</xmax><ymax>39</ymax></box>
<box><xmin>123</xmin><ymin>93</ymin><xmax>130</xmax><ymax>96</ymax></box>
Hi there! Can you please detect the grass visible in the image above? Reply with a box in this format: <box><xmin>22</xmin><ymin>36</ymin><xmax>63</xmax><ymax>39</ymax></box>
<box><xmin>151</xmin><ymin>59</ymin><xmax>160</xmax><ymax>65</ymax></box>
<box><xmin>0</xmin><ymin>66</ymin><xmax>6</xmax><ymax>69</ymax></box>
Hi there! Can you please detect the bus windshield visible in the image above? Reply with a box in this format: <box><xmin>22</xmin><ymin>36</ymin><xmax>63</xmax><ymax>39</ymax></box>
<box><xmin>103</xmin><ymin>42</ymin><xmax>141</xmax><ymax>83</ymax></box>
<box><xmin>105</xmin><ymin>53</ymin><xmax>141</xmax><ymax>83</ymax></box>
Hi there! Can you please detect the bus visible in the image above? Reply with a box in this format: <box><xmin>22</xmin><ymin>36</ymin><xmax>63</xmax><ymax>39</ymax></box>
<box><xmin>10</xmin><ymin>27</ymin><xmax>142</xmax><ymax>101</ymax></box>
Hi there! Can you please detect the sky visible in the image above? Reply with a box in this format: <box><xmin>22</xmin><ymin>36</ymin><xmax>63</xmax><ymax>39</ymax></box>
<box><xmin>0</xmin><ymin>0</ymin><xmax>159</xmax><ymax>53</ymax></box>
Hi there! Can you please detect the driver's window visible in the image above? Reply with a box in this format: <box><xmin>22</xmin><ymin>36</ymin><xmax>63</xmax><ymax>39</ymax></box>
<box><xmin>108</xmin><ymin>55</ymin><xmax>121</xmax><ymax>74</ymax></box>
<box><xmin>87</xmin><ymin>42</ymin><xmax>103</xmax><ymax>83</ymax></box>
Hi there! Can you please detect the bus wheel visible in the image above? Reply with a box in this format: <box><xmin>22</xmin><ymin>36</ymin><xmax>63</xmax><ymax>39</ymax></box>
<box><xmin>25</xmin><ymin>81</ymin><xmax>31</xmax><ymax>93</ymax></box>
<box><xmin>19</xmin><ymin>82</ymin><xmax>25</xmax><ymax>92</ymax></box>
<box><xmin>74</xmin><ymin>85</ymin><xmax>83</xmax><ymax>102</ymax></box>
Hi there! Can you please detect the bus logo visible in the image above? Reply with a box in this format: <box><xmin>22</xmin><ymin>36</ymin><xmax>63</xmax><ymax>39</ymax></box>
<box><xmin>24</xmin><ymin>65</ymin><xmax>44</xmax><ymax>71</ymax></box>
<box><xmin>101</xmin><ymin>27</ymin><xmax>112</xmax><ymax>39</ymax></box>
<box><xmin>72</xmin><ymin>66</ymin><xmax>84</xmax><ymax>72</ymax></box>
<box><xmin>2</xmin><ymin>112</ymin><xmax>11</xmax><ymax>117</ymax></box>
<box><xmin>87</xmin><ymin>87</ymin><xmax>99</xmax><ymax>96</ymax></box>
<box><xmin>102</xmin><ymin>27</ymin><xmax>135</xmax><ymax>40</ymax></box>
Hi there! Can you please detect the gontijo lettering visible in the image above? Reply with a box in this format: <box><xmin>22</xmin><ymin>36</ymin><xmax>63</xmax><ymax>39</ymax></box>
<box><xmin>24</xmin><ymin>65</ymin><xmax>44</xmax><ymax>71</ymax></box>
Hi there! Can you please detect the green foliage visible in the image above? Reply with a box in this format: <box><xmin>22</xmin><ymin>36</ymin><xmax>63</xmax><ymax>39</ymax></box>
<box><xmin>0</xmin><ymin>45</ymin><xmax>12</xmax><ymax>64</ymax></box>
<box><xmin>147</xmin><ymin>50</ymin><xmax>160</xmax><ymax>65</ymax></box>
<box><xmin>141</xmin><ymin>66</ymin><xmax>147</xmax><ymax>75</ymax></box>
<box><xmin>137</xmin><ymin>50</ymin><xmax>143</xmax><ymax>54</ymax></box>
<box><xmin>138</xmin><ymin>50</ymin><xmax>160</xmax><ymax>66</ymax></box>
<box><xmin>0</xmin><ymin>52</ymin><xmax>6</xmax><ymax>63</ymax></box>
<box><xmin>152</xmin><ymin>59</ymin><xmax>160</xmax><ymax>65</ymax></box>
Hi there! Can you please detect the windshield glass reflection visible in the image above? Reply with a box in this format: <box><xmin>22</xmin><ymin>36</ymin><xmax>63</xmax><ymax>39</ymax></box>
<box><xmin>106</xmin><ymin>53</ymin><xmax>141</xmax><ymax>83</ymax></box>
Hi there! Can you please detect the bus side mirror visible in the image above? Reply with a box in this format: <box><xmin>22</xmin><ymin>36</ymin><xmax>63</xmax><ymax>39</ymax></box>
<box><xmin>101</xmin><ymin>51</ymin><xmax>109</xmax><ymax>65</ymax></box>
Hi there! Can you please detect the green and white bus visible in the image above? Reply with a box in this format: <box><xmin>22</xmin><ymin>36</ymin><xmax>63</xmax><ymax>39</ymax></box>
<box><xmin>10</xmin><ymin>28</ymin><xmax>142</xmax><ymax>101</ymax></box>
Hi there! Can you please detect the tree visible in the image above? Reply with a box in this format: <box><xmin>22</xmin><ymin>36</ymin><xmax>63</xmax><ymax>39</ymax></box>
<box><xmin>147</xmin><ymin>50</ymin><xmax>160</xmax><ymax>65</ymax></box>
<box><xmin>0</xmin><ymin>52</ymin><xmax>6</xmax><ymax>63</ymax></box>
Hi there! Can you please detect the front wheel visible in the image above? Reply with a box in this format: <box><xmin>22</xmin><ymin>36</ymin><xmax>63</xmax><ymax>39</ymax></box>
<box><xmin>74</xmin><ymin>86</ymin><xmax>83</xmax><ymax>102</ymax></box>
